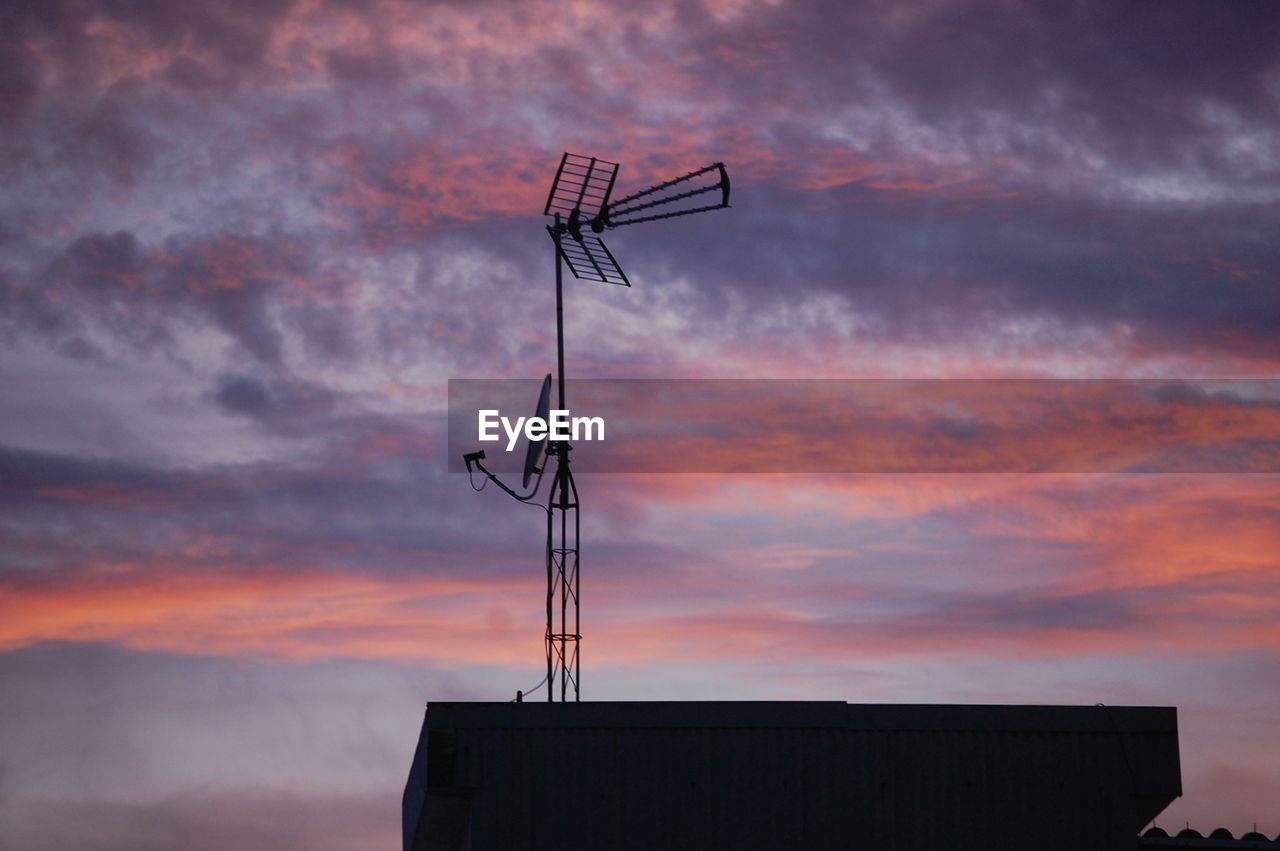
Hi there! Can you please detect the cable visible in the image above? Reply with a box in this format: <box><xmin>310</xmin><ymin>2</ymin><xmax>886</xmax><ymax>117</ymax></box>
<box><xmin>471</xmin><ymin>455</ymin><xmax>551</xmax><ymax>506</ymax></box>
<box><xmin>511</xmin><ymin>672</ymin><xmax>550</xmax><ymax>702</ymax></box>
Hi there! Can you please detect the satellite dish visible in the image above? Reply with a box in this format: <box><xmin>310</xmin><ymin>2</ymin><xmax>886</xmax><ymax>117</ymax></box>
<box><xmin>523</xmin><ymin>373</ymin><xmax>552</xmax><ymax>488</ymax></box>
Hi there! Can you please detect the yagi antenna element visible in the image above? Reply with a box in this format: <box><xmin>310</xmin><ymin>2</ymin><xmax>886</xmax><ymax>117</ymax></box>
<box><xmin>603</xmin><ymin>161</ymin><xmax>731</xmax><ymax>228</ymax></box>
<box><xmin>544</xmin><ymin>153</ymin><xmax>619</xmax><ymax>237</ymax></box>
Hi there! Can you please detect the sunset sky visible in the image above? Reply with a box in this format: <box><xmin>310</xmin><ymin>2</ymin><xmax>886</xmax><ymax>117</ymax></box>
<box><xmin>2</xmin><ymin>0</ymin><xmax>1279</xmax><ymax>847</ymax></box>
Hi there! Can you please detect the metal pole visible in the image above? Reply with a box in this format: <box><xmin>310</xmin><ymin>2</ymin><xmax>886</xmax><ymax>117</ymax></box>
<box><xmin>554</xmin><ymin>218</ymin><xmax>566</xmax><ymax>413</ymax></box>
<box><xmin>548</xmin><ymin>227</ymin><xmax>565</xmax><ymax>702</ymax></box>
<box><xmin>574</xmin><ymin>487</ymin><xmax>580</xmax><ymax>702</ymax></box>
<box><xmin>546</xmin><ymin>468</ymin><xmax>554</xmax><ymax>703</ymax></box>
<box><xmin>560</xmin><ymin>480</ymin><xmax>568</xmax><ymax>701</ymax></box>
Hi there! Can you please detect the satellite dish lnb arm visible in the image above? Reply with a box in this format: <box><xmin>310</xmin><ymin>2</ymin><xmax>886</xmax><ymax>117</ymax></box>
<box><xmin>464</xmin><ymin>450</ymin><xmax>546</xmax><ymax>503</ymax></box>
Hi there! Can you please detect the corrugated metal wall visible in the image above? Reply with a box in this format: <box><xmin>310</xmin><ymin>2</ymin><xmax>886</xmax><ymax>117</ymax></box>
<box><xmin>406</xmin><ymin>702</ymin><xmax>1180</xmax><ymax>851</ymax></box>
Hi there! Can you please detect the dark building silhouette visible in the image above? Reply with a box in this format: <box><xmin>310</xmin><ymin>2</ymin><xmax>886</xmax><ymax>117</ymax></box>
<box><xmin>403</xmin><ymin>701</ymin><xmax>1181</xmax><ymax>850</ymax></box>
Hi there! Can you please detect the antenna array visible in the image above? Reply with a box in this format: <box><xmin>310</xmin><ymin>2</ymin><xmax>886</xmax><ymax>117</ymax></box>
<box><xmin>465</xmin><ymin>151</ymin><xmax>731</xmax><ymax>701</ymax></box>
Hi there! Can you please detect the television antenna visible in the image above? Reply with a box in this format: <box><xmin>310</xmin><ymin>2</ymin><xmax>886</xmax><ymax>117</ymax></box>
<box><xmin>464</xmin><ymin>152</ymin><xmax>730</xmax><ymax>701</ymax></box>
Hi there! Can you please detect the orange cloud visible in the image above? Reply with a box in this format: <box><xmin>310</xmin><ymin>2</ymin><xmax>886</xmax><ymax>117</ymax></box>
<box><xmin>0</xmin><ymin>563</ymin><xmax>543</xmax><ymax>665</ymax></box>
<box><xmin>5</xmin><ymin>470</ymin><xmax>1278</xmax><ymax>671</ymax></box>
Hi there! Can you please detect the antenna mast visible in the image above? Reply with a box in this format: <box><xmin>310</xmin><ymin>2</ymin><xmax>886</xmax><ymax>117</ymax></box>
<box><xmin>466</xmin><ymin>152</ymin><xmax>731</xmax><ymax>702</ymax></box>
